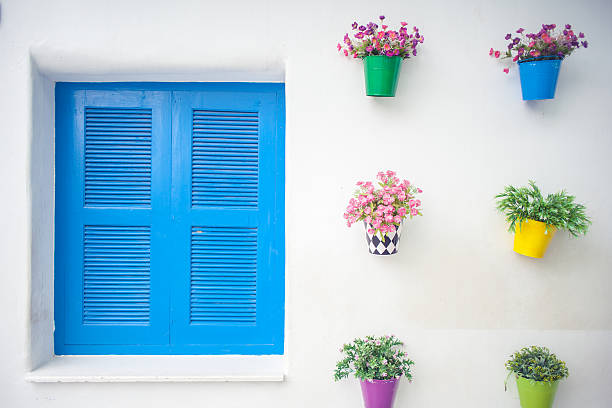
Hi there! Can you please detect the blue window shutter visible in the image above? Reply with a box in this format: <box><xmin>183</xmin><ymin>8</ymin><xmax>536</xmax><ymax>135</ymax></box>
<box><xmin>170</xmin><ymin>85</ymin><xmax>285</xmax><ymax>354</ymax></box>
<box><xmin>55</xmin><ymin>87</ymin><xmax>172</xmax><ymax>354</ymax></box>
<box><xmin>55</xmin><ymin>83</ymin><xmax>284</xmax><ymax>355</ymax></box>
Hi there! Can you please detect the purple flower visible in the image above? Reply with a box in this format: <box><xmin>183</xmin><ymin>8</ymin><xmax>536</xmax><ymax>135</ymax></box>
<box><xmin>565</xmin><ymin>24</ymin><xmax>572</xmax><ymax>30</ymax></box>
<box><xmin>579</xmin><ymin>32</ymin><xmax>585</xmax><ymax>38</ymax></box>
<box><xmin>355</xmin><ymin>32</ymin><xmax>364</xmax><ymax>39</ymax></box>
<box><xmin>379</xmin><ymin>15</ymin><xmax>385</xmax><ymax>20</ymax></box>
<box><xmin>505</xmin><ymin>33</ymin><xmax>512</xmax><ymax>40</ymax></box>
<box><xmin>385</xmin><ymin>50</ymin><xmax>394</xmax><ymax>57</ymax></box>
<box><xmin>507</xmin><ymin>43</ymin><xmax>513</xmax><ymax>50</ymax></box>
<box><xmin>365</xmin><ymin>29</ymin><xmax>374</xmax><ymax>36</ymax></box>
<box><xmin>412</xmin><ymin>49</ymin><xmax>417</xmax><ymax>56</ymax></box>
<box><xmin>516</xmin><ymin>28</ymin><xmax>524</xmax><ymax>34</ymax></box>
<box><xmin>352</xmin><ymin>22</ymin><xmax>358</xmax><ymax>30</ymax></box>
<box><xmin>582</xmin><ymin>41</ymin><xmax>588</xmax><ymax>48</ymax></box>
<box><xmin>366</xmin><ymin>46</ymin><xmax>374</xmax><ymax>52</ymax></box>
<box><xmin>359</xmin><ymin>25</ymin><xmax>366</xmax><ymax>31</ymax></box>
<box><xmin>513</xmin><ymin>37</ymin><xmax>520</xmax><ymax>44</ymax></box>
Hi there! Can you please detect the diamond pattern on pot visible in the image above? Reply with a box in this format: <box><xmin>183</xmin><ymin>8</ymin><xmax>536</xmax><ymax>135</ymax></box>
<box><xmin>364</xmin><ymin>222</ymin><xmax>403</xmax><ymax>255</ymax></box>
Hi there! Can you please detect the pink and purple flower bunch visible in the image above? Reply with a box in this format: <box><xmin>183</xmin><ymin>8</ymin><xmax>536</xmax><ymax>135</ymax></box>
<box><xmin>337</xmin><ymin>15</ymin><xmax>424</xmax><ymax>59</ymax></box>
<box><xmin>343</xmin><ymin>170</ymin><xmax>422</xmax><ymax>239</ymax></box>
<box><xmin>490</xmin><ymin>24</ymin><xmax>587</xmax><ymax>73</ymax></box>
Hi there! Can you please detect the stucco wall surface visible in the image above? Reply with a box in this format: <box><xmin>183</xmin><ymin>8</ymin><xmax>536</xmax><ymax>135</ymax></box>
<box><xmin>0</xmin><ymin>0</ymin><xmax>611</xmax><ymax>406</ymax></box>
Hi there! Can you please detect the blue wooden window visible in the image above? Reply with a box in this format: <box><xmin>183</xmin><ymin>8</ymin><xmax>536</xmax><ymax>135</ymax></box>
<box><xmin>55</xmin><ymin>83</ymin><xmax>285</xmax><ymax>355</ymax></box>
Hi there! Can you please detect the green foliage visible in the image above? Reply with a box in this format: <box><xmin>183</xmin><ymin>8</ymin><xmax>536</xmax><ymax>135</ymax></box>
<box><xmin>505</xmin><ymin>346</ymin><xmax>569</xmax><ymax>382</ymax></box>
<box><xmin>334</xmin><ymin>335</ymin><xmax>414</xmax><ymax>381</ymax></box>
<box><xmin>495</xmin><ymin>180</ymin><xmax>590</xmax><ymax>237</ymax></box>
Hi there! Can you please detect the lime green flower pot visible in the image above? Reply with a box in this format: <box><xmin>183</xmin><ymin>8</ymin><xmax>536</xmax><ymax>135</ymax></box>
<box><xmin>363</xmin><ymin>56</ymin><xmax>402</xmax><ymax>97</ymax></box>
<box><xmin>516</xmin><ymin>376</ymin><xmax>559</xmax><ymax>408</ymax></box>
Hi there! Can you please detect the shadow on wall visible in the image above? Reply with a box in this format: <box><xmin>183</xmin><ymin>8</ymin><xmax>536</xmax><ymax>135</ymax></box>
<box><xmin>29</xmin><ymin>59</ymin><xmax>55</xmax><ymax>370</ymax></box>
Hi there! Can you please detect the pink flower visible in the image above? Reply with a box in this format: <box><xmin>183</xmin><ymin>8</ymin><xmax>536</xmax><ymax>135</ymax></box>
<box><xmin>489</xmin><ymin>48</ymin><xmax>494</xmax><ymax>56</ymax></box>
<box><xmin>417</xmin><ymin>188</ymin><xmax>422</xmax><ymax>193</ymax></box>
<box><xmin>382</xmin><ymin>25</ymin><xmax>388</xmax><ymax>30</ymax></box>
<box><xmin>337</xmin><ymin>43</ymin><xmax>342</xmax><ymax>51</ymax></box>
<box><xmin>356</xmin><ymin>181</ymin><xmax>364</xmax><ymax>186</ymax></box>
<box><xmin>343</xmin><ymin>50</ymin><xmax>349</xmax><ymax>56</ymax></box>
<box><xmin>397</xmin><ymin>207</ymin><xmax>407</xmax><ymax>217</ymax></box>
<box><xmin>494</xmin><ymin>50</ymin><xmax>500</xmax><ymax>58</ymax></box>
<box><xmin>364</xmin><ymin>206</ymin><xmax>372</xmax><ymax>214</ymax></box>
<box><xmin>385</xmin><ymin>215</ymin><xmax>394</xmax><ymax>223</ymax></box>
<box><xmin>512</xmin><ymin>55</ymin><xmax>519</xmax><ymax>62</ymax></box>
<box><xmin>394</xmin><ymin>215</ymin><xmax>401</xmax><ymax>223</ymax></box>
<box><xmin>503</xmin><ymin>68</ymin><xmax>509</xmax><ymax>74</ymax></box>
<box><xmin>410</xmin><ymin>208</ymin><xmax>418</xmax><ymax>216</ymax></box>
<box><xmin>408</xmin><ymin>199</ymin><xmax>416</xmax><ymax>208</ymax></box>
<box><xmin>400</xmin><ymin>21</ymin><xmax>408</xmax><ymax>26</ymax></box>
<box><xmin>383</xmin><ymin>43</ymin><xmax>391</xmax><ymax>51</ymax></box>
<box><xmin>368</xmin><ymin>228</ymin><xmax>376</xmax><ymax>235</ymax></box>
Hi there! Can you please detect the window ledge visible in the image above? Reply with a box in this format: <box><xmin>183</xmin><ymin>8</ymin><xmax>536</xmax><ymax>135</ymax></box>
<box><xmin>25</xmin><ymin>355</ymin><xmax>285</xmax><ymax>383</ymax></box>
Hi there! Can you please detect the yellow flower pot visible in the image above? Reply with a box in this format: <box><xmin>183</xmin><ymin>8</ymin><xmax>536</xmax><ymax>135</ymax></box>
<box><xmin>513</xmin><ymin>219</ymin><xmax>556</xmax><ymax>258</ymax></box>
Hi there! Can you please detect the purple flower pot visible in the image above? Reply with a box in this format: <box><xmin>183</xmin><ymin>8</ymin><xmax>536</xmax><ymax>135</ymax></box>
<box><xmin>359</xmin><ymin>378</ymin><xmax>400</xmax><ymax>408</ymax></box>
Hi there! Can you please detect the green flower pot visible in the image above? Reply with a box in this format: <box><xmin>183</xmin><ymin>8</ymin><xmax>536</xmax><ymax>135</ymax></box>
<box><xmin>363</xmin><ymin>56</ymin><xmax>402</xmax><ymax>97</ymax></box>
<box><xmin>516</xmin><ymin>376</ymin><xmax>559</xmax><ymax>408</ymax></box>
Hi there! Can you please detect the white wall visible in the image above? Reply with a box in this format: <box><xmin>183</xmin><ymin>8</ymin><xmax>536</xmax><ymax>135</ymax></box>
<box><xmin>1</xmin><ymin>0</ymin><xmax>611</xmax><ymax>406</ymax></box>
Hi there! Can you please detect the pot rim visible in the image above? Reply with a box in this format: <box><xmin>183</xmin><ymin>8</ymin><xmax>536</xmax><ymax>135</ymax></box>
<box><xmin>520</xmin><ymin>218</ymin><xmax>557</xmax><ymax>230</ymax></box>
<box><xmin>360</xmin><ymin>377</ymin><xmax>401</xmax><ymax>383</ymax></box>
<box><xmin>363</xmin><ymin>55</ymin><xmax>404</xmax><ymax>60</ymax></box>
<box><xmin>515</xmin><ymin>374</ymin><xmax>561</xmax><ymax>385</ymax></box>
<box><xmin>517</xmin><ymin>56</ymin><xmax>564</xmax><ymax>64</ymax></box>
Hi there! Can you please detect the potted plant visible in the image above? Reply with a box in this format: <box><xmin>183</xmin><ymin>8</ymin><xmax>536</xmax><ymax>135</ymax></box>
<box><xmin>344</xmin><ymin>170</ymin><xmax>422</xmax><ymax>255</ymax></box>
<box><xmin>495</xmin><ymin>181</ymin><xmax>590</xmax><ymax>258</ymax></box>
<box><xmin>489</xmin><ymin>24</ymin><xmax>588</xmax><ymax>100</ymax></box>
<box><xmin>505</xmin><ymin>346</ymin><xmax>569</xmax><ymax>408</ymax></box>
<box><xmin>338</xmin><ymin>16</ymin><xmax>424</xmax><ymax>97</ymax></box>
<box><xmin>335</xmin><ymin>335</ymin><xmax>415</xmax><ymax>408</ymax></box>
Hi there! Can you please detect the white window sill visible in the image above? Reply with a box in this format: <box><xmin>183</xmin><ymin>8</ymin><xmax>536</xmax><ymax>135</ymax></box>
<box><xmin>25</xmin><ymin>355</ymin><xmax>285</xmax><ymax>383</ymax></box>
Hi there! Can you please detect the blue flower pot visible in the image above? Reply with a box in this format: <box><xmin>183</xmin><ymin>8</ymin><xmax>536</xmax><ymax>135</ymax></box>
<box><xmin>518</xmin><ymin>58</ymin><xmax>563</xmax><ymax>100</ymax></box>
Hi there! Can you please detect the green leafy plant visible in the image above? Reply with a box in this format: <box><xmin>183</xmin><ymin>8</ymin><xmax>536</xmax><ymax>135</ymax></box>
<box><xmin>505</xmin><ymin>346</ymin><xmax>569</xmax><ymax>384</ymax></box>
<box><xmin>334</xmin><ymin>335</ymin><xmax>414</xmax><ymax>381</ymax></box>
<box><xmin>495</xmin><ymin>181</ymin><xmax>590</xmax><ymax>237</ymax></box>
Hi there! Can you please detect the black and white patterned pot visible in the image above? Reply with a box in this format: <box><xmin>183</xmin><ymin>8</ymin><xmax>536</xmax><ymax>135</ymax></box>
<box><xmin>364</xmin><ymin>222</ymin><xmax>403</xmax><ymax>255</ymax></box>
